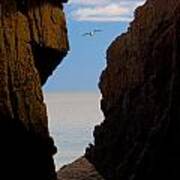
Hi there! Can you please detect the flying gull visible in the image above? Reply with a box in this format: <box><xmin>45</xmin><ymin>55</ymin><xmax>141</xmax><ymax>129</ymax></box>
<box><xmin>82</xmin><ymin>29</ymin><xmax>103</xmax><ymax>37</ymax></box>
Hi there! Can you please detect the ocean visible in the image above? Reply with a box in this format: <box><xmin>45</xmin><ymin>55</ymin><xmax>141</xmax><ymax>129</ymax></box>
<box><xmin>44</xmin><ymin>92</ymin><xmax>103</xmax><ymax>170</ymax></box>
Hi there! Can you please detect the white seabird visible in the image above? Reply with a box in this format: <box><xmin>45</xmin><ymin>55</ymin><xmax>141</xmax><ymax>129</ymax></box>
<box><xmin>82</xmin><ymin>29</ymin><xmax>103</xmax><ymax>37</ymax></box>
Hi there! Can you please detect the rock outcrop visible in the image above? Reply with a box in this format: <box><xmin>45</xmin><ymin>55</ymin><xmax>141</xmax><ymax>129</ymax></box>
<box><xmin>86</xmin><ymin>0</ymin><xmax>180</xmax><ymax>179</ymax></box>
<box><xmin>57</xmin><ymin>157</ymin><xmax>104</xmax><ymax>180</ymax></box>
<box><xmin>0</xmin><ymin>0</ymin><xmax>68</xmax><ymax>180</ymax></box>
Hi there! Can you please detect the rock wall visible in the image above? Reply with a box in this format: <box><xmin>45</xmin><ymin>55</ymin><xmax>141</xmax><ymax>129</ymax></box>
<box><xmin>86</xmin><ymin>0</ymin><xmax>180</xmax><ymax>179</ymax></box>
<box><xmin>0</xmin><ymin>0</ymin><xmax>68</xmax><ymax>179</ymax></box>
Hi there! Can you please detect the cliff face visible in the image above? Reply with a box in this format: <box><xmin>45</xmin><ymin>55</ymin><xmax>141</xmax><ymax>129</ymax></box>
<box><xmin>86</xmin><ymin>0</ymin><xmax>180</xmax><ymax>179</ymax></box>
<box><xmin>0</xmin><ymin>0</ymin><xmax>68</xmax><ymax>180</ymax></box>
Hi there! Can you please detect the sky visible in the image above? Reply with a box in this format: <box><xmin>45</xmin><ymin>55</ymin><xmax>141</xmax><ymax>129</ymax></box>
<box><xmin>44</xmin><ymin>0</ymin><xmax>145</xmax><ymax>92</ymax></box>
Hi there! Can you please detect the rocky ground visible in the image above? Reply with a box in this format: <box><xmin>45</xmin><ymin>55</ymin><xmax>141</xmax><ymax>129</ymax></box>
<box><xmin>57</xmin><ymin>157</ymin><xmax>104</xmax><ymax>180</ymax></box>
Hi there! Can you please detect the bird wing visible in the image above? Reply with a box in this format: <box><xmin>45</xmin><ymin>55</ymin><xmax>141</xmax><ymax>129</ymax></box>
<box><xmin>82</xmin><ymin>32</ymin><xmax>91</xmax><ymax>36</ymax></box>
<box><xmin>93</xmin><ymin>29</ymin><xmax>103</xmax><ymax>33</ymax></box>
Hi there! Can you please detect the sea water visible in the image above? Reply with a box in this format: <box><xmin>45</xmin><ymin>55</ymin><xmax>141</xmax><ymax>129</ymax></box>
<box><xmin>44</xmin><ymin>92</ymin><xmax>103</xmax><ymax>170</ymax></box>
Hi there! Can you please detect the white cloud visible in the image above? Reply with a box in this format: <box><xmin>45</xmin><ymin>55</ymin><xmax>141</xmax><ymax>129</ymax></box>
<box><xmin>69</xmin><ymin>0</ymin><xmax>145</xmax><ymax>22</ymax></box>
<box><xmin>69</xmin><ymin>0</ymin><xmax>108</xmax><ymax>5</ymax></box>
<box><xmin>72</xmin><ymin>4</ymin><xmax>131</xmax><ymax>22</ymax></box>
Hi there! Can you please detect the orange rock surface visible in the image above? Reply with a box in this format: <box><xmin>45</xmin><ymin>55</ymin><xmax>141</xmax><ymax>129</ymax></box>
<box><xmin>0</xmin><ymin>1</ymin><xmax>69</xmax><ymax>180</ymax></box>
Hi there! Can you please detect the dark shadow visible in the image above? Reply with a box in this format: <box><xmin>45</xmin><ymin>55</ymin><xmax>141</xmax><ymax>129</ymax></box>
<box><xmin>0</xmin><ymin>116</ymin><xmax>57</xmax><ymax>180</ymax></box>
<box><xmin>31</xmin><ymin>41</ymin><xmax>67</xmax><ymax>85</ymax></box>
<box><xmin>1</xmin><ymin>0</ymin><xmax>67</xmax><ymax>15</ymax></box>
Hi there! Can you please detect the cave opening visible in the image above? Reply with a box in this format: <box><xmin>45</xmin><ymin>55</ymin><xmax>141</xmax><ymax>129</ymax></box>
<box><xmin>42</xmin><ymin>22</ymin><xmax>126</xmax><ymax>170</ymax></box>
<box><xmin>42</xmin><ymin>1</ymin><xmax>146</xmax><ymax>171</ymax></box>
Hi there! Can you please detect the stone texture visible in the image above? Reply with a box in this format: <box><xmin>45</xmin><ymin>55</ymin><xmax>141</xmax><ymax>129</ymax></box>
<box><xmin>86</xmin><ymin>0</ymin><xmax>180</xmax><ymax>179</ymax></box>
<box><xmin>0</xmin><ymin>0</ymin><xmax>68</xmax><ymax>180</ymax></box>
<box><xmin>57</xmin><ymin>157</ymin><xmax>104</xmax><ymax>180</ymax></box>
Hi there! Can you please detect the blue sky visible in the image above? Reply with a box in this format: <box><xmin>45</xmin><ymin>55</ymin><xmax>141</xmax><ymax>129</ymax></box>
<box><xmin>44</xmin><ymin>0</ymin><xmax>145</xmax><ymax>92</ymax></box>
